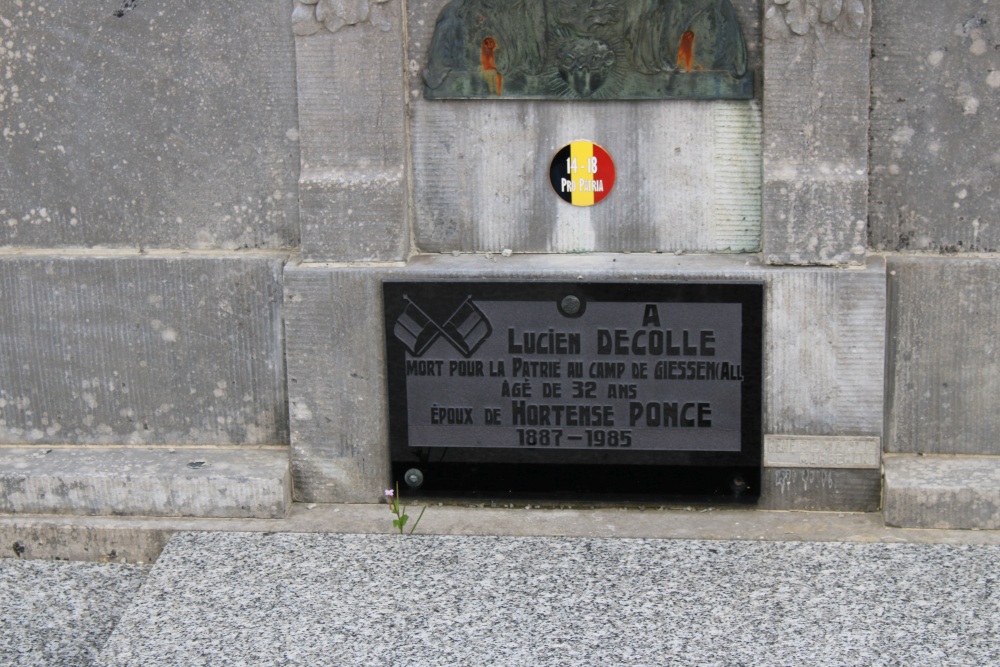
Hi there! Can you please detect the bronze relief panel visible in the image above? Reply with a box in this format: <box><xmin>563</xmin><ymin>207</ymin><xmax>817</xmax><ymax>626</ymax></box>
<box><xmin>424</xmin><ymin>0</ymin><xmax>753</xmax><ymax>100</ymax></box>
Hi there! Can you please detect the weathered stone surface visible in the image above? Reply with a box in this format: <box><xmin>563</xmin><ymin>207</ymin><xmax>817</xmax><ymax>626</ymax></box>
<box><xmin>764</xmin><ymin>435</ymin><xmax>880</xmax><ymax>469</ymax></box>
<box><xmin>0</xmin><ymin>1</ymin><xmax>299</xmax><ymax>250</ymax></box>
<box><xmin>884</xmin><ymin>454</ymin><xmax>1000</xmax><ymax>530</ymax></box>
<box><xmin>292</xmin><ymin>3</ymin><xmax>324</xmax><ymax>36</ymax></box>
<box><xmin>759</xmin><ymin>468</ymin><xmax>881</xmax><ymax>512</ymax></box>
<box><xmin>0</xmin><ymin>254</ymin><xmax>288</xmax><ymax>446</ymax></box>
<box><xmin>295</xmin><ymin>2</ymin><xmax>408</xmax><ymax>261</ymax></box>
<box><xmin>410</xmin><ymin>100</ymin><xmax>762</xmax><ymax>254</ymax></box>
<box><xmin>886</xmin><ymin>256</ymin><xmax>1000</xmax><ymax>455</ymax></box>
<box><xmin>0</xmin><ymin>446</ymin><xmax>292</xmax><ymax>519</ymax></box>
<box><xmin>285</xmin><ymin>254</ymin><xmax>884</xmax><ymax>500</ymax></box>
<box><xmin>406</xmin><ymin>0</ymin><xmax>762</xmax><ymax>254</ymax></box>
<box><xmin>762</xmin><ymin>0</ymin><xmax>870</xmax><ymax>265</ymax></box>
<box><xmin>311</xmin><ymin>0</ymin><xmax>394</xmax><ymax>33</ymax></box>
<box><xmin>1</xmin><ymin>518</ymin><xmax>171</xmax><ymax>564</ymax></box>
<box><xmin>870</xmin><ymin>1</ymin><xmax>1000</xmax><ymax>252</ymax></box>
<box><xmin>764</xmin><ymin>259</ymin><xmax>885</xmax><ymax>435</ymax></box>
<box><xmin>299</xmin><ymin>169</ymin><xmax>408</xmax><ymax>262</ymax></box>
<box><xmin>284</xmin><ymin>267</ymin><xmax>392</xmax><ymax>503</ymax></box>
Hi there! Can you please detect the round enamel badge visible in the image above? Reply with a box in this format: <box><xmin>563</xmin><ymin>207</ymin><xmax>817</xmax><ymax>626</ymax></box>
<box><xmin>549</xmin><ymin>141</ymin><xmax>616</xmax><ymax>206</ymax></box>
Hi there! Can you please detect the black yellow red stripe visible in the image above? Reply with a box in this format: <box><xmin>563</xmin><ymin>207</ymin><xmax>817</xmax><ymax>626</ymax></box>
<box><xmin>549</xmin><ymin>141</ymin><xmax>616</xmax><ymax>206</ymax></box>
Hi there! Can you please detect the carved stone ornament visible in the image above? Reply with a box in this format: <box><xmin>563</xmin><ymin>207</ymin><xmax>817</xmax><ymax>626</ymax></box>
<box><xmin>423</xmin><ymin>0</ymin><xmax>753</xmax><ymax>100</ymax></box>
<box><xmin>763</xmin><ymin>0</ymin><xmax>866</xmax><ymax>40</ymax></box>
<box><xmin>292</xmin><ymin>0</ymin><xmax>393</xmax><ymax>36</ymax></box>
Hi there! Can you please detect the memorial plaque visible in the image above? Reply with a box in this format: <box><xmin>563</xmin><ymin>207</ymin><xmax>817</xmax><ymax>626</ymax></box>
<box><xmin>423</xmin><ymin>0</ymin><xmax>754</xmax><ymax>100</ymax></box>
<box><xmin>384</xmin><ymin>281</ymin><xmax>763</xmax><ymax>502</ymax></box>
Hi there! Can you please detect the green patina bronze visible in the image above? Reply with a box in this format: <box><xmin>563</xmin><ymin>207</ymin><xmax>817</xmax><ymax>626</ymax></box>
<box><xmin>424</xmin><ymin>0</ymin><xmax>753</xmax><ymax>100</ymax></box>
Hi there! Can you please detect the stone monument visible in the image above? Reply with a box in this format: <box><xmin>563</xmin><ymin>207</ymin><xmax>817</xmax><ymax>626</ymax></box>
<box><xmin>1</xmin><ymin>0</ymin><xmax>998</xmax><ymax>535</ymax></box>
<box><xmin>284</xmin><ymin>0</ymin><xmax>883</xmax><ymax>511</ymax></box>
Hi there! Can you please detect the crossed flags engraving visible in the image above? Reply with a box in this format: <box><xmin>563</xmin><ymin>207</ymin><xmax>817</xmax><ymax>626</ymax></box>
<box><xmin>393</xmin><ymin>296</ymin><xmax>493</xmax><ymax>358</ymax></box>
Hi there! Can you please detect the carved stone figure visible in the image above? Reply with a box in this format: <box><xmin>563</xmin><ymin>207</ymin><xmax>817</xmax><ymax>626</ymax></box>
<box><xmin>424</xmin><ymin>0</ymin><xmax>753</xmax><ymax>100</ymax></box>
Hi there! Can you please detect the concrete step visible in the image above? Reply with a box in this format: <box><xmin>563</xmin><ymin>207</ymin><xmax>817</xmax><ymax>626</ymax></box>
<box><xmin>0</xmin><ymin>446</ymin><xmax>291</xmax><ymax>519</ymax></box>
<box><xmin>883</xmin><ymin>454</ymin><xmax>1000</xmax><ymax>530</ymax></box>
<box><xmin>92</xmin><ymin>531</ymin><xmax>1000</xmax><ymax>666</ymax></box>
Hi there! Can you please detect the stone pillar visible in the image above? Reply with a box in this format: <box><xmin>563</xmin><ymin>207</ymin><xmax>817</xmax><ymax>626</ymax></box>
<box><xmin>762</xmin><ymin>0</ymin><xmax>871</xmax><ymax>265</ymax></box>
<box><xmin>871</xmin><ymin>0</ymin><xmax>1000</xmax><ymax>528</ymax></box>
<box><xmin>292</xmin><ymin>0</ymin><xmax>410</xmax><ymax>261</ymax></box>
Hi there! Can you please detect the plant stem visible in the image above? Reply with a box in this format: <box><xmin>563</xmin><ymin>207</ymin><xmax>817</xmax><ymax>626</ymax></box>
<box><xmin>409</xmin><ymin>505</ymin><xmax>426</xmax><ymax>535</ymax></box>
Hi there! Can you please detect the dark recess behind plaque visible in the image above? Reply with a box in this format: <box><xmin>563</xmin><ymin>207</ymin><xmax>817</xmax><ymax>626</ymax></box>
<box><xmin>383</xmin><ymin>281</ymin><xmax>763</xmax><ymax>503</ymax></box>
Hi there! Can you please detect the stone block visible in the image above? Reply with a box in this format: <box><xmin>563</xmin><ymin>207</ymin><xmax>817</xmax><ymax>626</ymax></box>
<box><xmin>764</xmin><ymin>435</ymin><xmax>881</xmax><ymax>469</ymax></box>
<box><xmin>300</xmin><ymin>169</ymin><xmax>408</xmax><ymax>262</ymax></box>
<box><xmin>762</xmin><ymin>0</ymin><xmax>871</xmax><ymax>265</ymax></box>
<box><xmin>759</xmin><ymin>468</ymin><xmax>881</xmax><ymax>512</ymax></box>
<box><xmin>884</xmin><ymin>454</ymin><xmax>1000</xmax><ymax>530</ymax></box>
<box><xmin>870</xmin><ymin>0</ymin><xmax>1000</xmax><ymax>252</ymax></box>
<box><xmin>764</xmin><ymin>260</ymin><xmax>885</xmax><ymax>435</ymax></box>
<box><xmin>0</xmin><ymin>446</ymin><xmax>291</xmax><ymax>519</ymax></box>
<box><xmin>409</xmin><ymin>100</ymin><xmax>762</xmax><ymax>255</ymax></box>
<box><xmin>0</xmin><ymin>1</ymin><xmax>299</xmax><ymax>250</ymax></box>
<box><xmin>284</xmin><ymin>267</ymin><xmax>392</xmax><ymax>503</ymax></box>
<box><xmin>0</xmin><ymin>254</ymin><xmax>288</xmax><ymax>446</ymax></box>
<box><xmin>284</xmin><ymin>254</ymin><xmax>885</xmax><ymax>501</ymax></box>
<box><xmin>405</xmin><ymin>0</ymin><xmax>762</xmax><ymax>254</ymax></box>
<box><xmin>0</xmin><ymin>518</ymin><xmax>171</xmax><ymax>564</ymax></box>
<box><xmin>886</xmin><ymin>256</ymin><xmax>1000</xmax><ymax>455</ymax></box>
<box><xmin>294</xmin><ymin>3</ymin><xmax>409</xmax><ymax>261</ymax></box>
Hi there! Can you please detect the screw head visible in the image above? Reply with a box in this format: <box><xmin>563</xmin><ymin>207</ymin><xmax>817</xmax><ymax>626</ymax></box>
<box><xmin>560</xmin><ymin>295</ymin><xmax>582</xmax><ymax>315</ymax></box>
<box><xmin>730</xmin><ymin>475</ymin><xmax>749</xmax><ymax>497</ymax></box>
<box><xmin>404</xmin><ymin>468</ymin><xmax>425</xmax><ymax>488</ymax></box>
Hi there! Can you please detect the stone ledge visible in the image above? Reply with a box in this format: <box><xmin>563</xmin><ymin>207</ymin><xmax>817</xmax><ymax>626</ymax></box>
<box><xmin>884</xmin><ymin>454</ymin><xmax>1000</xmax><ymax>530</ymax></box>
<box><xmin>7</xmin><ymin>503</ymin><xmax>1000</xmax><ymax>564</ymax></box>
<box><xmin>0</xmin><ymin>447</ymin><xmax>291</xmax><ymax>520</ymax></box>
<box><xmin>759</xmin><ymin>468</ymin><xmax>881</xmax><ymax>512</ymax></box>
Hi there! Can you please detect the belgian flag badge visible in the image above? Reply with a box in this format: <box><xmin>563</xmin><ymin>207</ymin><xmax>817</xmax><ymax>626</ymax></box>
<box><xmin>549</xmin><ymin>141</ymin><xmax>616</xmax><ymax>206</ymax></box>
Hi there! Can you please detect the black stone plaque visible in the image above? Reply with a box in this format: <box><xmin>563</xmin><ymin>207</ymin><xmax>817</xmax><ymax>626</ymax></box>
<box><xmin>384</xmin><ymin>281</ymin><xmax>763</xmax><ymax>502</ymax></box>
